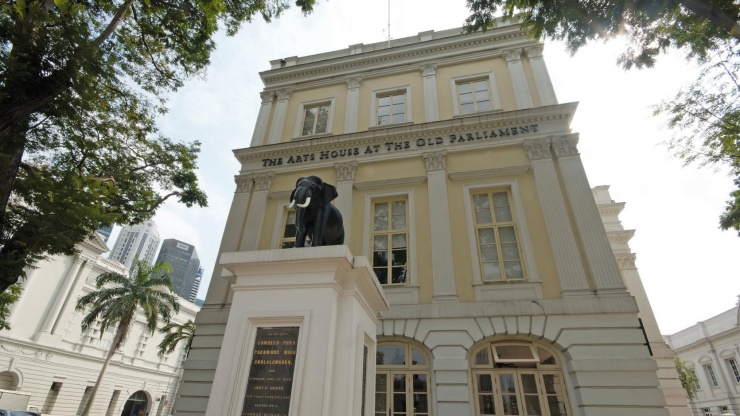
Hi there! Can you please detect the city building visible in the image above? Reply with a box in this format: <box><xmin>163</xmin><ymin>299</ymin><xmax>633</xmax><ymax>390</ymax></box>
<box><xmin>665</xmin><ymin>298</ymin><xmax>740</xmax><ymax>416</ymax></box>
<box><xmin>109</xmin><ymin>220</ymin><xmax>161</xmax><ymax>274</ymax></box>
<box><xmin>155</xmin><ymin>239</ymin><xmax>201</xmax><ymax>303</ymax></box>
<box><xmin>96</xmin><ymin>225</ymin><xmax>113</xmax><ymax>243</ymax></box>
<box><xmin>178</xmin><ymin>22</ymin><xmax>689</xmax><ymax>416</ymax></box>
<box><xmin>190</xmin><ymin>267</ymin><xmax>204</xmax><ymax>304</ymax></box>
<box><xmin>0</xmin><ymin>233</ymin><xmax>199</xmax><ymax>415</ymax></box>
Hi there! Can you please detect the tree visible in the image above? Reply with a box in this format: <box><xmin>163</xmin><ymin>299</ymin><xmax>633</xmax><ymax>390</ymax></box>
<box><xmin>674</xmin><ymin>357</ymin><xmax>699</xmax><ymax>400</ymax></box>
<box><xmin>0</xmin><ymin>283</ymin><xmax>21</xmax><ymax>330</ymax></box>
<box><xmin>465</xmin><ymin>0</ymin><xmax>740</xmax><ymax>69</ymax></box>
<box><xmin>0</xmin><ymin>0</ymin><xmax>316</xmax><ymax>295</ymax></box>
<box><xmin>158</xmin><ymin>319</ymin><xmax>196</xmax><ymax>358</ymax></box>
<box><xmin>75</xmin><ymin>260</ymin><xmax>179</xmax><ymax>416</ymax></box>
<box><xmin>655</xmin><ymin>40</ymin><xmax>740</xmax><ymax>235</ymax></box>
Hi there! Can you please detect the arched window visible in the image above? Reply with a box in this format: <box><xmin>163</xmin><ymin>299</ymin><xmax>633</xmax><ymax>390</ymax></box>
<box><xmin>375</xmin><ymin>342</ymin><xmax>431</xmax><ymax>416</ymax></box>
<box><xmin>470</xmin><ymin>341</ymin><xmax>570</xmax><ymax>416</ymax></box>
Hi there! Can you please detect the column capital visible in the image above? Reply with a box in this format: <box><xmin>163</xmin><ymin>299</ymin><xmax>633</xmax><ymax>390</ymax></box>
<box><xmin>522</xmin><ymin>138</ymin><xmax>552</xmax><ymax>161</ymax></box>
<box><xmin>253</xmin><ymin>172</ymin><xmax>274</xmax><ymax>191</ymax></box>
<box><xmin>502</xmin><ymin>48</ymin><xmax>523</xmax><ymax>63</ymax></box>
<box><xmin>422</xmin><ymin>150</ymin><xmax>447</xmax><ymax>172</ymax></box>
<box><xmin>335</xmin><ymin>161</ymin><xmax>358</xmax><ymax>182</ymax></box>
<box><xmin>345</xmin><ymin>77</ymin><xmax>362</xmax><ymax>89</ymax></box>
<box><xmin>419</xmin><ymin>63</ymin><xmax>438</xmax><ymax>77</ymax></box>
<box><xmin>524</xmin><ymin>45</ymin><xmax>544</xmax><ymax>58</ymax></box>
<box><xmin>551</xmin><ymin>134</ymin><xmax>580</xmax><ymax>157</ymax></box>
<box><xmin>234</xmin><ymin>174</ymin><xmax>253</xmax><ymax>193</ymax></box>
<box><xmin>276</xmin><ymin>88</ymin><xmax>292</xmax><ymax>101</ymax></box>
<box><xmin>614</xmin><ymin>253</ymin><xmax>637</xmax><ymax>270</ymax></box>
<box><xmin>259</xmin><ymin>91</ymin><xmax>275</xmax><ymax>103</ymax></box>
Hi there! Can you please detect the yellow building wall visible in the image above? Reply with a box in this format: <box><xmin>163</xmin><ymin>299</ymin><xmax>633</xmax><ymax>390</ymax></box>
<box><xmin>356</xmin><ymin>72</ymin><xmax>425</xmax><ymax>130</ymax></box>
<box><xmin>280</xmin><ymin>84</ymin><xmax>348</xmax><ymax>143</ymax></box>
<box><xmin>521</xmin><ymin>57</ymin><xmax>541</xmax><ymax>108</ymax></box>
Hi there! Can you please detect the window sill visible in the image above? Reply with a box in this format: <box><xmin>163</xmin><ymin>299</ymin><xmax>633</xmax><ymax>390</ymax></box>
<box><xmin>368</xmin><ymin>121</ymin><xmax>414</xmax><ymax>131</ymax></box>
<box><xmin>453</xmin><ymin>109</ymin><xmax>503</xmax><ymax>119</ymax></box>
<box><xmin>292</xmin><ymin>132</ymin><xmax>332</xmax><ymax>141</ymax></box>
<box><xmin>473</xmin><ymin>280</ymin><xmax>542</xmax><ymax>301</ymax></box>
<box><xmin>380</xmin><ymin>285</ymin><xmax>418</xmax><ymax>305</ymax></box>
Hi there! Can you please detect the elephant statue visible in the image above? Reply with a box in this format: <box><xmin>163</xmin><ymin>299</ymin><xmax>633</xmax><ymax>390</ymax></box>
<box><xmin>289</xmin><ymin>176</ymin><xmax>345</xmax><ymax>247</ymax></box>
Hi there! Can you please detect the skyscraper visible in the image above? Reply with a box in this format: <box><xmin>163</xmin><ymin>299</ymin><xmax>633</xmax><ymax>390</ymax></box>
<box><xmin>109</xmin><ymin>220</ymin><xmax>161</xmax><ymax>274</ymax></box>
<box><xmin>96</xmin><ymin>225</ymin><xmax>113</xmax><ymax>243</ymax></box>
<box><xmin>155</xmin><ymin>239</ymin><xmax>200</xmax><ymax>303</ymax></box>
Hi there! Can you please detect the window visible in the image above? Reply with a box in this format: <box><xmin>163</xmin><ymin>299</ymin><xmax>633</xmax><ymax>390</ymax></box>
<box><xmin>689</xmin><ymin>368</ymin><xmax>702</xmax><ymax>390</ymax></box>
<box><xmin>471</xmin><ymin>341</ymin><xmax>570</xmax><ymax>416</ymax></box>
<box><xmin>377</xmin><ymin>92</ymin><xmax>405</xmax><ymax>126</ymax></box>
<box><xmin>372</xmin><ymin>199</ymin><xmax>408</xmax><ymax>285</ymax></box>
<box><xmin>726</xmin><ymin>358</ymin><xmax>740</xmax><ymax>383</ymax></box>
<box><xmin>301</xmin><ymin>103</ymin><xmax>330</xmax><ymax>136</ymax></box>
<box><xmin>293</xmin><ymin>98</ymin><xmax>335</xmax><ymax>138</ymax></box>
<box><xmin>370</xmin><ymin>86</ymin><xmax>412</xmax><ymax>127</ymax></box>
<box><xmin>76</xmin><ymin>386</ymin><xmax>93</xmax><ymax>415</ymax></box>
<box><xmin>719</xmin><ymin>406</ymin><xmax>729</xmax><ymax>413</ymax></box>
<box><xmin>456</xmin><ymin>79</ymin><xmax>491</xmax><ymax>114</ymax></box>
<box><xmin>705</xmin><ymin>364</ymin><xmax>719</xmax><ymax>387</ymax></box>
<box><xmin>703</xmin><ymin>408</ymin><xmax>713</xmax><ymax>416</ymax></box>
<box><xmin>279</xmin><ymin>208</ymin><xmax>311</xmax><ymax>248</ymax></box>
<box><xmin>472</xmin><ymin>191</ymin><xmax>524</xmax><ymax>282</ymax></box>
<box><xmin>375</xmin><ymin>342</ymin><xmax>431</xmax><ymax>416</ymax></box>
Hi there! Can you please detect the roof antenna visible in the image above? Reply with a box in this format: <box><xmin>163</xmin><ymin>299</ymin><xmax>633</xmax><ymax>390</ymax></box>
<box><xmin>387</xmin><ymin>0</ymin><xmax>391</xmax><ymax>47</ymax></box>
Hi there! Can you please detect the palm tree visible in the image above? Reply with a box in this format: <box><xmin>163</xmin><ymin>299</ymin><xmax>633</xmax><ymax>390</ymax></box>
<box><xmin>158</xmin><ymin>319</ymin><xmax>196</xmax><ymax>357</ymax></box>
<box><xmin>75</xmin><ymin>260</ymin><xmax>179</xmax><ymax>416</ymax></box>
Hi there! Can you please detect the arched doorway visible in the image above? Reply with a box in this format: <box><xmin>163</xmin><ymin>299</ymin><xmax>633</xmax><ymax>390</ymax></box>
<box><xmin>375</xmin><ymin>340</ymin><xmax>432</xmax><ymax>416</ymax></box>
<box><xmin>121</xmin><ymin>390</ymin><xmax>149</xmax><ymax>416</ymax></box>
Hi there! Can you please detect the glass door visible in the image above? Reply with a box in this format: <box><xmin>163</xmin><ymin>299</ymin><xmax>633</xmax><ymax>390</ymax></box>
<box><xmin>376</xmin><ymin>371</ymin><xmax>430</xmax><ymax>416</ymax></box>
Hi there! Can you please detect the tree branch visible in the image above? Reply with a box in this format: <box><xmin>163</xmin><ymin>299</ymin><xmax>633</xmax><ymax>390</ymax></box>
<box><xmin>679</xmin><ymin>0</ymin><xmax>740</xmax><ymax>40</ymax></box>
<box><xmin>93</xmin><ymin>0</ymin><xmax>136</xmax><ymax>48</ymax></box>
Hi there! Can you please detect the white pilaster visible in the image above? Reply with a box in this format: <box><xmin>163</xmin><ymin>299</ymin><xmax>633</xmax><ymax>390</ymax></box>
<box><xmin>344</xmin><ymin>78</ymin><xmax>361</xmax><ymax>133</ymax></box>
<box><xmin>250</xmin><ymin>91</ymin><xmax>275</xmax><ymax>147</ymax></box>
<box><xmin>239</xmin><ymin>172</ymin><xmax>273</xmax><ymax>251</ymax></box>
<box><xmin>502</xmin><ymin>49</ymin><xmax>533</xmax><ymax>110</ymax></box>
<box><xmin>267</xmin><ymin>89</ymin><xmax>291</xmax><ymax>145</ymax></box>
<box><xmin>420</xmin><ymin>63</ymin><xmax>439</xmax><ymax>122</ymax></box>
<box><xmin>524</xmin><ymin>45</ymin><xmax>557</xmax><ymax>106</ymax></box>
<box><xmin>334</xmin><ymin>161</ymin><xmax>358</xmax><ymax>242</ymax></box>
<box><xmin>422</xmin><ymin>150</ymin><xmax>458</xmax><ymax>302</ymax></box>
<box><xmin>522</xmin><ymin>138</ymin><xmax>590</xmax><ymax>295</ymax></box>
<box><xmin>552</xmin><ymin>135</ymin><xmax>626</xmax><ymax>293</ymax></box>
<box><xmin>205</xmin><ymin>174</ymin><xmax>253</xmax><ymax>306</ymax></box>
<box><xmin>35</xmin><ymin>255</ymin><xmax>86</xmax><ymax>340</ymax></box>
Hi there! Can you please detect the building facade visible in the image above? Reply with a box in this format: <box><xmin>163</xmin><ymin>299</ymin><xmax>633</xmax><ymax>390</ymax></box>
<box><xmin>665</xmin><ymin>299</ymin><xmax>740</xmax><ymax>416</ymax></box>
<box><xmin>0</xmin><ymin>233</ymin><xmax>199</xmax><ymax>416</ymax></box>
<box><xmin>155</xmin><ymin>239</ymin><xmax>201</xmax><ymax>303</ymax></box>
<box><xmin>178</xmin><ymin>22</ymin><xmax>689</xmax><ymax>416</ymax></box>
<box><xmin>109</xmin><ymin>221</ymin><xmax>161</xmax><ymax>274</ymax></box>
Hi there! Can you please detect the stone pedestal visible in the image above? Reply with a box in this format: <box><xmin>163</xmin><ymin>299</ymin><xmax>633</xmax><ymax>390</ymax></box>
<box><xmin>205</xmin><ymin>246</ymin><xmax>389</xmax><ymax>416</ymax></box>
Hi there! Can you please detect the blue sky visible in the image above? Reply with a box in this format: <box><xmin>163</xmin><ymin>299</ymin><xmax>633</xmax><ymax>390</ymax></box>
<box><xmin>105</xmin><ymin>0</ymin><xmax>740</xmax><ymax>335</ymax></box>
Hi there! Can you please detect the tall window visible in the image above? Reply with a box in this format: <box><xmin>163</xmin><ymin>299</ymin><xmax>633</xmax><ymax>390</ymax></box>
<box><xmin>726</xmin><ymin>358</ymin><xmax>740</xmax><ymax>383</ymax></box>
<box><xmin>705</xmin><ymin>364</ymin><xmax>720</xmax><ymax>387</ymax></box>
<box><xmin>689</xmin><ymin>368</ymin><xmax>702</xmax><ymax>390</ymax></box>
<box><xmin>703</xmin><ymin>408</ymin><xmax>713</xmax><ymax>416</ymax></box>
<box><xmin>471</xmin><ymin>341</ymin><xmax>570</xmax><ymax>416</ymax></box>
<box><xmin>372</xmin><ymin>200</ymin><xmax>408</xmax><ymax>285</ymax></box>
<box><xmin>456</xmin><ymin>79</ymin><xmax>491</xmax><ymax>114</ymax></box>
<box><xmin>377</xmin><ymin>92</ymin><xmax>406</xmax><ymax>126</ymax></box>
<box><xmin>375</xmin><ymin>342</ymin><xmax>431</xmax><ymax>416</ymax></box>
<box><xmin>301</xmin><ymin>103</ymin><xmax>330</xmax><ymax>136</ymax></box>
<box><xmin>472</xmin><ymin>191</ymin><xmax>524</xmax><ymax>282</ymax></box>
<box><xmin>281</xmin><ymin>209</ymin><xmax>311</xmax><ymax>248</ymax></box>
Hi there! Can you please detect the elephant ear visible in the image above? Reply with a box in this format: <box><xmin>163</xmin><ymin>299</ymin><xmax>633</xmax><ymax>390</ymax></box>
<box><xmin>322</xmin><ymin>183</ymin><xmax>338</xmax><ymax>205</ymax></box>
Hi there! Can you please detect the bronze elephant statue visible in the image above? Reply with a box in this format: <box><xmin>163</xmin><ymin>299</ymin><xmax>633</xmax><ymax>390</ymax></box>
<box><xmin>289</xmin><ymin>176</ymin><xmax>345</xmax><ymax>247</ymax></box>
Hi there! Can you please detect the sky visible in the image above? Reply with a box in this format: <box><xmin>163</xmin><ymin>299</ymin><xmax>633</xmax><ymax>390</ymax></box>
<box><xmin>104</xmin><ymin>0</ymin><xmax>740</xmax><ymax>335</ymax></box>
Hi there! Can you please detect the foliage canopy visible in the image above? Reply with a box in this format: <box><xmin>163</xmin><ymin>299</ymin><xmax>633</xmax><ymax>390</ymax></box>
<box><xmin>158</xmin><ymin>319</ymin><xmax>196</xmax><ymax>357</ymax></box>
<box><xmin>0</xmin><ymin>0</ymin><xmax>315</xmax><ymax>294</ymax></box>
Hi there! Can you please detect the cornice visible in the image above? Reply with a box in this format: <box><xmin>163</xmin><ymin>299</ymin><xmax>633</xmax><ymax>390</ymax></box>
<box><xmin>81</xmin><ymin>233</ymin><xmax>110</xmax><ymax>255</ymax></box>
<box><xmin>607</xmin><ymin>229</ymin><xmax>635</xmax><ymax>246</ymax></box>
<box><xmin>448</xmin><ymin>165</ymin><xmax>530</xmax><ymax>181</ymax></box>
<box><xmin>354</xmin><ymin>176</ymin><xmax>427</xmax><ymax>190</ymax></box>
<box><xmin>671</xmin><ymin>325</ymin><xmax>740</xmax><ymax>354</ymax></box>
<box><xmin>598</xmin><ymin>202</ymin><xmax>626</xmax><ymax>217</ymax></box>
<box><xmin>234</xmin><ymin>103</ymin><xmax>578</xmax><ymax>167</ymax></box>
<box><xmin>259</xmin><ymin>25</ymin><xmax>536</xmax><ymax>90</ymax></box>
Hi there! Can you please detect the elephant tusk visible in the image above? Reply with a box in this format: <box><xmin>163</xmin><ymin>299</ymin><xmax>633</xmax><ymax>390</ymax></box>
<box><xmin>297</xmin><ymin>197</ymin><xmax>311</xmax><ymax>208</ymax></box>
<box><xmin>289</xmin><ymin>199</ymin><xmax>296</xmax><ymax>209</ymax></box>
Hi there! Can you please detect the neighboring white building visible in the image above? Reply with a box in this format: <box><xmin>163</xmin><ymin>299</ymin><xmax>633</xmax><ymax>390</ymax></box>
<box><xmin>109</xmin><ymin>221</ymin><xmax>161</xmax><ymax>274</ymax></box>
<box><xmin>0</xmin><ymin>233</ymin><xmax>199</xmax><ymax>416</ymax></box>
<box><xmin>665</xmin><ymin>298</ymin><xmax>740</xmax><ymax>416</ymax></box>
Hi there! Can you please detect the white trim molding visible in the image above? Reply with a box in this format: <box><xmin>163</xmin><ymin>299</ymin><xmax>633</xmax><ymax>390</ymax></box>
<box><xmin>370</xmin><ymin>85</ymin><xmax>414</xmax><ymax>127</ymax></box>
<box><xmin>449</xmin><ymin>72</ymin><xmax>503</xmax><ymax>117</ymax></box>
<box><xmin>292</xmin><ymin>97</ymin><xmax>337</xmax><ymax>139</ymax></box>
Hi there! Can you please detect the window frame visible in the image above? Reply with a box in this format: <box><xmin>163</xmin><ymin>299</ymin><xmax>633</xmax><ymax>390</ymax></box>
<box><xmin>370</xmin><ymin>197</ymin><xmax>410</xmax><ymax>286</ymax></box>
<box><xmin>705</xmin><ymin>364</ymin><xmax>720</xmax><ymax>387</ymax></box>
<box><xmin>370</xmin><ymin>86</ymin><xmax>413</xmax><ymax>127</ymax></box>
<box><xmin>363</xmin><ymin>190</ymin><xmax>418</xmax><ymax>304</ymax></box>
<box><xmin>462</xmin><ymin>181</ymin><xmax>541</xmax><ymax>300</ymax></box>
<box><xmin>375</xmin><ymin>340</ymin><xmax>433</xmax><ymax>416</ymax></box>
<box><xmin>293</xmin><ymin>97</ymin><xmax>336</xmax><ymax>139</ymax></box>
<box><xmin>726</xmin><ymin>358</ymin><xmax>740</xmax><ymax>383</ymax></box>
<box><xmin>450</xmin><ymin>72</ymin><xmax>502</xmax><ymax>117</ymax></box>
